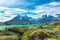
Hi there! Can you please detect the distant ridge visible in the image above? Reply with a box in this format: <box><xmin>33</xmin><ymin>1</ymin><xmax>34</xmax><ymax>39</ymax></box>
<box><xmin>7</xmin><ymin>14</ymin><xmax>60</xmax><ymax>23</ymax></box>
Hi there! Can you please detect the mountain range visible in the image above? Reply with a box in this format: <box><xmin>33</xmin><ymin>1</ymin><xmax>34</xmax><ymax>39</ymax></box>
<box><xmin>7</xmin><ymin>14</ymin><xmax>60</xmax><ymax>23</ymax></box>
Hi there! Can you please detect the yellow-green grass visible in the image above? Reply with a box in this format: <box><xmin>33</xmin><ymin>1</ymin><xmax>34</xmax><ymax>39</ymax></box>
<box><xmin>0</xmin><ymin>36</ymin><xmax>19</xmax><ymax>40</ymax></box>
<box><xmin>0</xmin><ymin>22</ymin><xmax>60</xmax><ymax>40</ymax></box>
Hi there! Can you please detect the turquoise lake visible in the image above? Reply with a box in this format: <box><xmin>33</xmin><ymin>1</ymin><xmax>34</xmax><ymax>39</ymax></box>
<box><xmin>0</xmin><ymin>24</ymin><xmax>39</xmax><ymax>30</ymax></box>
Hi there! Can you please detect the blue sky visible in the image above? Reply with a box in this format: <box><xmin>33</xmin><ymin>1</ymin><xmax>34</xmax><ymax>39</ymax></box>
<box><xmin>0</xmin><ymin>0</ymin><xmax>60</xmax><ymax>9</ymax></box>
<box><xmin>0</xmin><ymin>0</ymin><xmax>60</xmax><ymax>22</ymax></box>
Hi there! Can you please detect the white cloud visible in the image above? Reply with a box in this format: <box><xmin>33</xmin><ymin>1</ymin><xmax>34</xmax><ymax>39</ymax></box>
<box><xmin>0</xmin><ymin>0</ymin><xmax>33</xmax><ymax>8</ymax></box>
<box><xmin>0</xmin><ymin>6</ymin><xmax>28</xmax><ymax>22</ymax></box>
<box><xmin>0</xmin><ymin>0</ymin><xmax>18</xmax><ymax>6</ymax></box>
<box><xmin>27</xmin><ymin>14</ymin><xmax>41</xmax><ymax>19</ymax></box>
<box><xmin>0</xmin><ymin>14</ymin><xmax>17</xmax><ymax>22</ymax></box>
<box><xmin>30</xmin><ymin>2</ymin><xmax>60</xmax><ymax>19</ymax></box>
<box><xmin>49</xmin><ymin>2</ymin><xmax>60</xmax><ymax>6</ymax></box>
<box><xmin>0</xmin><ymin>6</ymin><xmax>27</xmax><ymax>12</ymax></box>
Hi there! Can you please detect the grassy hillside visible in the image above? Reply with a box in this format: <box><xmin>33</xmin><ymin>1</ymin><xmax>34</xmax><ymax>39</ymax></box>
<box><xmin>0</xmin><ymin>22</ymin><xmax>60</xmax><ymax>40</ymax></box>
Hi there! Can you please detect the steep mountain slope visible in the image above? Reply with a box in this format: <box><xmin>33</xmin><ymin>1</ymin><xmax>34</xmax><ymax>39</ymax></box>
<box><xmin>7</xmin><ymin>14</ymin><xmax>60</xmax><ymax>23</ymax></box>
<box><xmin>7</xmin><ymin>15</ymin><xmax>35</xmax><ymax>22</ymax></box>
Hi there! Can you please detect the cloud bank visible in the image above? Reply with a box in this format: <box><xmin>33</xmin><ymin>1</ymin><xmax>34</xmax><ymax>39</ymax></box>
<box><xmin>0</xmin><ymin>6</ymin><xmax>28</xmax><ymax>22</ymax></box>
<box><xmin>0</xmin><ymin>0</ymin><xmax>34</xmax><ymax>8</ymax></box>
<box><xmin>0</xmin><ymin>1</ymin><xmax>60</xmax><ymax>22</ymax></box>
<box><xmin>29</xmin><ymin>2</ymin><xmax>60</xmax><ymax>19</ymax></box>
